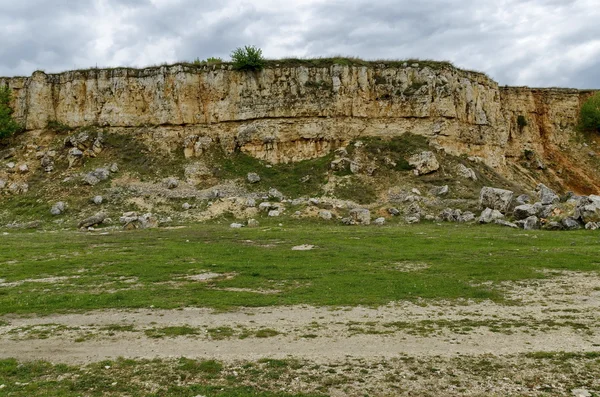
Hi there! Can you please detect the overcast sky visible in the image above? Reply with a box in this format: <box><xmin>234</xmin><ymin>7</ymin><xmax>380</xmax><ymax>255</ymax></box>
<box><xmin>1</xmin><ymin>0</ymin><xmax>599</xmax><ymax>88</ymax></box>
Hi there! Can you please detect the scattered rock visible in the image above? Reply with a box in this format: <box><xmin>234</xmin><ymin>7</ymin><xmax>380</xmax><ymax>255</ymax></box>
<box><xmin>479</xmin><ymin>187</ymin><xmax>514</xmax><ymax>213</ymax></box>
<box><xmin>0</xmin><ymin>147</ymin><xmax>15</xmax><ymax>159</ymax></box>
<box><xmin>78</xmin><ymin>212</ymin><xmax>107</xmax><ymax>229</ymax></box>
<box><xmin>571</xmin><ymin>389</ymin><xmax>591</xmax><ymax>397</ymax></box>
<box><xmin>245</xmin><ymin>198</ymin><xmax>257</xmax><ymax>208</ymax></box>
<box><xmin>585</xmin><ymin>222</ymin><xmax>599</xmax><ymax>230</ymax></box>
<box><xmin>83</xmin><ymin>168</ymin><xmax>110</xmax><ymax>186</ymax></box>
<box><xmin>8</xmin><ymin>182</ymin><xmax>28</xmax><ymax>194</ymax></box>
<box><xmin>247</xmin><ymin>219</ymin><xmax>260</xmax><ymax>228</ymax></box>
<box><xmin>537</xmin><ymin>183</ymin><xmax>560</xmax><ymax>205</ymax></box>
<box><xmin>457</xmin><ymin>164</ymin><xmax>477</xmax><ymax>180</ymax></box>
<box><xmin>494</xmin><ymin>219</ymin><xmax>518</xmax><ymax>228</ymax></box>
<box><xmin>92</xmin><ymin>196</ymin><xmax>103</xmax><ymax>205</ymax></box>
<box><xmin>544</xmin><ymin>221</ymin><xmax>564</xmax><ymax>231</ymax></box>
<box><xmin>516</xmin><ymin>194</ymin><xmax>530</xmax><ymax>205</ymax></box>
<box><xmin>523</xmin><ymin>216</ymin><xmax>540</xmax><ymax>230</ymax></box>
<box><xmin>318</xmin><ymin>210</ymin><xmax>332</xmax><ymax>220</ymax></box>
<box><xmin>479</xmin><ymin>208</ymin><xmax>505</xmax><ymax>224</ymax></box>
<box><xmin>120</xmin><ymin>212</ymin><xmax>158</xmax><ymax>229</ymax></box>
<box><xmin>247</xmin><ymin>172</ymin><xmax>261</xmax><ymax>183</ymax></box>
<box><xmin>109</xmin><ymin>163</ymin><xmax>119</xmax><ymax>173</ymax></box>
<box><xmin>561</xmin><ymin>217</ymin><xmax>581</xmax><ymax>230</ymax></box>
<box><xmin>50</xmin><ymin>202</ymin><xmax>66</xmax><ymax>215</ymax></box>
<box><xmin>440</xmin><ymin>208</ymin><xmax>462</xmax><ymax>222</ymax></box>
<box><xmin>348</xmin><ymin>208</ymin><xmax>371</xmax><ymax>225</ymax></box>
<box><xmin>574</xmin><ymin>195</ymin><xmax>600</xmax><ymax>223</ymax></box>
<box><xmin>268</xmin><ymin>188</ymin><xmax>284</xmax><ymax>201</ymax></box>
<box><xmin>182</xmin><ymin>202</ymin><xmax>192</xmax><ymax>210</ymax></box>
<box><xmin>163</xmin><ymin>177</ymin><xmax>179</xmax><ymax>189</ymax></box>
<box><xmin>374</xmin><ymin>217</ymin><xmax>386</xmax><ymax>225</ymax></box>
<box><xmin>0</xmin><ymin>179</ymin><xmax>5</xmax><ymax>189</ymax></box>
<box><xmin>405</xmin><ymin>215</ymin><xmax>421</xmax><ymax>224</ymax></box>
<box><xmin>408</xmin><ymin>151</ymin><xmax>440</xmax><ymax>176</ymax></box>
<box><xmin>67</xmin><ymin>148</ymin><xmax>84</xmax><ymax>167</ymax></box>
<box><xmin>429</xmin><ymin>185</ymin><xmax>449</xmax><ymax>196</ymax></box>
<box><xmin>17</xmin><ymin>164</ymin><xmax>29</xmax><ymax>173</ymax></box>
<box><xmin>458</xmin><ymin>211</ymin><xmax>475</xmax><ymax>223</ymax></box>
<box><xmin>268</xmin><ymin>210</ymin><xmax>280</xmax><ymax>217</ymax></box>
<box><xmin>513</xmin><ymin>204</ymin><xmax>537</xmax><ymax>220</ymax></box>
<box><xmin>230</xmin><ymin>223</ymin><xmax>244</xmax><ymax>228</ymax></box>
<box><xmin>388</xmin><ymin>207</ymin><xmax>400</xmax><ymax>216</ymax></box>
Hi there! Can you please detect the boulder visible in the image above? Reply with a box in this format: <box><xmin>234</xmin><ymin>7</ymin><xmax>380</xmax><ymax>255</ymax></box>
<box><xmin>374</xmin><ymin>217</ymin><xmax>386</xmax><ymax>225</ymax></box>
<box><xmin>349</xmin><ymin>208</ymin><xmax>371</xmax><ymax>225</ymax></box>
<box><xmin>479</xmin><ymin>208</ymin><xmax>505</xmax><ymax>224</ymax></box>
<box><xmin>523</xmin><ymin>216</ymin><xmax>540</xmax><ymax>230</ymax></box>
<box><xmin>78</xmin><ymin>212</ymin><xmax>107</xmax><ymax>229</ymax></box>
<box><xmin>440</xmin><ymin>208</ymin><xmax>462</xmax><ymax>222</ymax></box>
<box><xmin>8</xmin><ymin>182</ymin><xmax>28</xmax><ymax>194</ymax></box>
<box><xmin>516</xmin><ymin>194</ymin><xmax>530</xmax><ymax>205</ymax></box>
<box><xmin>561</xmin><ymin>217</ymin><xmax>581</xmax><ymax>230</ymax></box>
<box><xmin>408</xmin><ymin>151</ymin><xmax>439</xmax><ymax>176</ymax></box>
<box><xmin>247</xmin><ymin>172</ymin><xmax>261</xmax><ymax>183</ymax></box>
<box><xmin>230</xmin><ymin>223</ymin><xmax>244</xmax><ymax>228</ymax></box>
<box><xmin>479</xmin><ymin>187</ymin><xmax>514</xmax><ymax>213</ymax></box>
<box><xmin>405</xmin><ymin>215</ymin><xmax>421</xmax><ymax>224</ymax></box>
<box><xmin>182</xmin><ymin>202</ymin><xmax>192</xmax><ymax>210</ymax></box>
<box><xmin>457</xmin><ymin>164</ymin><xmax>477</xmax><ymax>181</ymax></box>
<box><xmin>537</xmin><ymin>183</ymin><xmax>560</xmax><ymax>205</ymax></box>
<box><xmin>268</xmin><ymin>188</ymin><xmax>284</xmax><ymax>201</ymax></box>
<box><xmin>0</xmin><ymin>179</ymin><xmax>5</xmax><ymax>189</ymax></box>
<box><xmin>544</xmin><ymin>221</ymin><xmax>564</xmax><ymax>231</ymax></box>
<box><xmin>388</xmin><ymin>207</ymin><xmax>400</xmax><ymax>216</ymax></box>
<box><xmin>83</xmin><ymin>168</ymin><xmax>110</xmax><ymax>186</ymax></box>
<box><xmin>268</xmin><ymin>210</ymin><xmax>280</xmax><ymax>217</ymax></box>
<box><xmin>429</xmin><ymin>185</ymin><xmax>449</xmax><ymax>196</ymax></box>
<box><xmin>18</xmin><ymin>164</ymin><xmax>29</xmax><ymax>173</ymax></box>
<box><xmin>67</xmin><ymin>148</ymin><xmax>84</xmax><ymax>168</ymax></box>
<box><xmin>513</xmin><ymin>204</ymin><xmax>537</xmax><ymax>220</ymax></box>
<box><xmin>458</xmin><ymin>211</ymin><xmax>475</xmax><ymax>223</ymax></box>
<box><xmin>495</xmin><ymin>219</ymin><xmax>518</xmax><ymax>228</ymax></box>
<box><xmin>247</xmin><ymin>219</ymin><xmax>260</xmax><ymax>228</ymax></box>
<box><xmin>318</xmin><ymin>210</ymin><xmax>333</xmax><ymax>220</ymax></box>
<box><xmin>574</xmin><ymin>195</ymin><xmax>600</xmax><ymax>223</ymax></box>
<box><xmin>245</xmin><ymin>198</ymin><xmax>257</xmax><ymax>208</ymax></box>
<box><xmin>585</xmin><ymin>222</ymin><xmax>599</xmax><ymax>230</ymax></box>
<box><xmin>92</xmin><ymin>196</ymin><xmax>103</xmax><ymax>205</ymax></box>
<box><xmin>50</xmin><ymin>202</ymin><xmax>66</xmax><ymax>215</ymax></box>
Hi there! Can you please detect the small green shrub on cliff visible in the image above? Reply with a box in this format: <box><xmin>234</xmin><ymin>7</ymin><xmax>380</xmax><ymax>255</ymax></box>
<box><xmin>517</xmin><ymin>115</ymin><xmax>527</xmax><ymax>129</ymax></box>
<box><xmin>579</xmin><ymin>92</ymin><xmax>600</xmax><ymax>133</ymax></box>
<box><xmin>193</xmin><ymin>57</ymin><xmax>222</xmax><ymax>66</ymax></box>
<box><xmin>0</xmin><ymin>86</ymin><xmax>23</xmax><ymax>140</ymax></box>
<box><xmin>231</xmin><ymin>45</ymin><xmax>265</xmax><ymax>71</ymax></box>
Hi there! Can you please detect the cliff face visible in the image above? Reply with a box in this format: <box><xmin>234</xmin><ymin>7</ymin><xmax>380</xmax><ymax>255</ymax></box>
<box><xmin>0</xmin><ymin>63</ymin><xmax>596</xmax><ymax>189</ymax></box>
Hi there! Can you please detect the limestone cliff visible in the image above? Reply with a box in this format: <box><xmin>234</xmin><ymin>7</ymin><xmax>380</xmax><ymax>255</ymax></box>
<box><xmin>1</xmin><ymin>62</ymin><xmax>597</xmax><ymax>192</ymax></box>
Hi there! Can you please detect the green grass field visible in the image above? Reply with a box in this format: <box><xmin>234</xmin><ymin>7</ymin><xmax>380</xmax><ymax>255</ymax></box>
<box><xmin>1</xmin><ymin>222</ymin><xmax>599</xmax><ymax>315</ymax></box>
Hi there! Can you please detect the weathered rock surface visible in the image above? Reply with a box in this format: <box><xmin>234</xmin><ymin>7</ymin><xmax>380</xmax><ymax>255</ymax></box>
<box><xmin>575</xmin><ymin>195</ymin><xmax>600</xmax><ymax>223</ymax></box>
<box><xmin>78</xmin><ymin>212</ymin><xmax>107</xmax><ymax>228</ymax></box>
<box><xmin>513</xmin><ymin>204</ymin><xmax>537</xmax><ymax>220</ymax></box>
<box><xmin>537</xmin><ymin>184</ymin><xmax>560</xmax><ymax>205</ymax></box>
<box><xmin>479</xmin><ymin>208</ymin><xmax>504</xmax><ymax>224</ymax></box>
<box><xmin>479</xmin><ymin>187</ymin><xmax>513</xmax><ymax>213</ymax></box>
<box><xmin>408</xmin><ymin>151</ymin><xmax>439</xmax><ymax>176</ymax></box>
<box><xmin>348</xmin><ymin>208</ymin><xmax>371</xmax><ymax>225</ymax></box>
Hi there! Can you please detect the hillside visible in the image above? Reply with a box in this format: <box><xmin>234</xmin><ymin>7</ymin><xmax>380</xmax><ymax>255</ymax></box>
<box><xmin>0</xmin><ymin>59</ymin><xmax>599</xmax><ymax>229</ymax></box>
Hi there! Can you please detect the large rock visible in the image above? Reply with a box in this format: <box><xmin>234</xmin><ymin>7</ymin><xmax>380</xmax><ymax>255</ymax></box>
<box><xmin>349</xmin><ymin>208</ymin><xmax>371</xmax><ymax>225</ymax></box>
<box><xmin>50</xmin><ymin>202</ymin><xmax>66</xmax><ymax>215</ymax></box>
<box><xmin>561</xmin><ymin>217</ymin><xmax>581</xmax><ymax>230</ymax></box>
<box><xmin>163</xmin><ymin>177</ymin><xmax>179</xmax><ymax>189</ymax></box>
<box><xmin>408</xmin><ymin>151</ymin><xmax>439</xmax><ymax>176</ymax></box>
<box><xmin>515</xmin><ymin>194</ymin><xmax>530</xmax><ymax>205</ymax></box>
<box><xmin>479</xmin><ymin>187</ymin><xmax>514</xmax><ymax>213</ymax></box>
<box><xmin>83</xmin><ymin>168</ymin><xmax>110</xmax><ymax>186</ymax></box>
<box><xmin>574</xmin><ymin>195</ymin><xmax>600</xmax><ymax>223</ymax></box>
<box><xmin>479</xmin><ymin>208</ymin><xmax>504</xmax><ymax>224</ymax></box>
<box><xmin>429</xmin><ymin>185</ymin><xmax>448</xmax><ymax>196</ymax></box>
<box><xmin>247</xmin><ymin>172</ymin><xmax>261</xmax><ymax>183</ymax></box>
<box><xmin>523</xmin><ymin>216</ymin><xmax>540</xmax><ymax>230</ymax></box>
<box><xmin>513</xmin><ymin>204</ymin><xmax>537</xmax><ymax>220</ymax></box>
<box><xmin>537</xmin><ymin>183</ymin><xmax>560</xmax><ymax>205</ymax></box>
<box><xmin>268</xmin><ymin>188</ymin><xmax>284</xmax><ymax>201</ymax></box>
<box><xmin>318</xmin><ymin>210</ymin><xmax>332</xmax><ymax>220</ymax></box>
<box><xmin>78</xmin><ymin>212</ymin><xmax>107</xmax><ymax>228</ymax></box>
<box><xmin>440</xmin><ymin>208</ymin><xmax>462</xmax><ymax>222</ymax></box>
<box><xmin>458</xmin><ymin>211</ymin><xmax>475</xmax><ymax>223</ymax></box>
<box><xmin>457</xmin><ymin>164</ymin><xmax>477</xmax><ymax>181</ymax></box>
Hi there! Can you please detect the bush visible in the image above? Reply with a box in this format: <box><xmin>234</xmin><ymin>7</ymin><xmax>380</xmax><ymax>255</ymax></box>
<box><xmin>517</xmin><ymin>115</ymin><xmax>527</xmax><ymax>129</ymax></box>
<box><xmin>192</xmin><ymin>57</ymin><xmax>222</xmax><ymax>66</ymax></box>
<box><xmin>0</xmin><ymin>86</ymin><xmax>22</xmax><ymax>140</ymax></box>
<box><xmin>579</xmin><ymin>92</ymin><xmax>600</xmax><ymax>133</ymax></box>
<box><xmin>231</xmin><ymin>45</ymin><xmax>265</xmax><ymax>71</ymax></box>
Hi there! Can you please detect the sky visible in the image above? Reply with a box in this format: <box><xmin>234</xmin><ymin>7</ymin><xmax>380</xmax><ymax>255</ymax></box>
<box><xmin>0</xmin><ymin>0</ymin><xmax>599</xmax><ymax>88</ymax></box>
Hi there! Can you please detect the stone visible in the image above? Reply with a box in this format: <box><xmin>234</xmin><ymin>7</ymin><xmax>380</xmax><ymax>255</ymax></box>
<box><xmin>259</xmin><ymin>202</ymin><xmax>276</xmax><ymax>212</ymax></box>
<box><xmin>349</xmin><ymin>208</ymin><xmax>371</xmax><ymax>225</ymax></box>
<box><xmin>513</xmin><ymin>204</ymin><xmax>537</xmax><ymax>220</ymax></box>
<box><xmin>230</xmin><ymin>223</ymin><xmax>244</xmax><ymax>228</ymax></box>
<box><xmin>405</xmin><ymin>215</ymin><xmax>421</xmax><ymax>224</ymax></box>
<box><xmin>574</xmin><ymin>195</ymin><xmax>600</xmax><ymax>223</ymax></box>
<box><xmin>50</xmin><ymin>202</ymin><xmax>66</xmax><ymax>215</ymax></box>
<box><xmin>67</xmin><ymin>148</ymin><xmax>84</xmax><ymax>167</ymax></box>
<box><xmin>561</xmin><ymin>217</ymin><xmax>581</xmax><ymax>230</ymax></box>
<box><xmin>341</xmin><ymin>217</ymin><xmax>353</xmax><ymax>225</ymax></box>
<box><xmin>18</xmin><ymin>164</ymin><xmax>29</xmax><ymax>173</ymax></box>
<box><xmin>182</xmin><ymin>202</ymin><xmax>192</xmax><ymax>210</ymax></box>
<box><xmin>92</xmin><ymin>196</ymin><xmax>103</xmax><ymax>205</ymax></box>
<box><xmin>268</xmin><ymin>210</ymin><xmax>280</xmax><ymax>217</ymax></box>
<box><xmin>458</xmin><ymin>211</ymin><xmax>475</xmax><ymax>223</ymax></box>
<box><xmin>440</xmin><ymin>208</ymin><xmax>462</xmax><ymax>222</ymax></box>
<box><xmin>494</xmin><ymin>219</ymin><xmax>518</xmax><ymax>228</ymax></box>
<box><xmin>585</xmin><ymin>222</ymin><xmax>599</xmax><ymax>230</ymax></box>
<box><xmin>537</xmin><ymin>183</ymin><xmax>560</xmax><ymax>205</ymax></box>
<box><xmin>408</xmin><ymin>151</ymin><xmax>440</xmax><ymax>175</ymax></box>
<box><xmin>163</xmin><ymin>177</ymin><xmax>179</xmax><ymax>189</ymax></box>
<box><xmin>6</xmin><ymin>162</ymin><xmax>15</xmax><ymax>170</ymax></box>
<box><xmin>8</xmin><ymin>182</ymin><xmax>28</xmax><ymax>194</ymax></box>
<box><xmin>571</xmin><ymin>389</ymin><xmax>591</xmax><ymax>397</ymax></box>
<box><xmin>83</xmin><ymin>174</ymin><xmax>99</xmax><ymax>186</ymax></box>
<box><xmin>247</xmin><ymin>219</ymin><xmax>260</xmax><ymax>227</ymax></box>
<box><xmin>479</xmin><ymin>187</ymin><xmax>514</xmax><ymax>213</ymax></box>
<box><xmin>247</xmin><ymin>172</ymin><xmax>261</xmax><ymax>183</ymax></box>
<box><xmin>388</xmin><ymin>207</ymin><xmax>400</xmax><ymax>216</ymax></box>
<box><xmin>535</xmin><ymin>203</ymin><xmax>554</xmax><ymax>219</ymax></box>
<box><xmin>0</xmin><ymin>147</ymin><xmax>15</xmax><ymax>159</ymax></box>
<box><xmin>318</xmin><ymin>210</ymin><xmax>332</xmax><ymax>220</ymax></box>
<box><xmin>41</xmin><ymin>155</ymin><xmax>54</xmax><ymax>172</ymax></box>
<box><xmin>457</xmin><ymin>164</ymin><xmax>477</xmax><ymax>180</ymax></box>
<box><xmin>544</xmin><ymin>221</ymin><xmax>564</xmax><ymax>231</ymax></box>
<box><xmin>109</xmin><ymin>163</ymin><xmax>119</xmax><ymax>173</ymax></box>
<box><xmin>516</xmin><ymin>194</ymin><xmax>530</xmax><ymax>205</ymax></box>
<box><xmin>523</xmin><ymin>216</ymin><xmax>540</xmax><ymax>230</ymax></box>
<box><xmin>308</xmin><ymin>198</ymin><xmax>320</xmax><ymax>206</ymax></box>
<box><xmin>0</xmin><ymin>179</ymin><xmax>5</xmax><ymax>189</ymax></box>
<box><xmin>374</xmin><ymin>217</ymin><xmax>386</xmax><ymax>225</ymax></box>
<box><xmin>479</xmin><ymin>208</ymin><xmax>505</xmax><ymax>224</ymax></box>
<box><xmin>411</xmin><ymin>188</ymin><xmax>422</xmax><ymax>196</ymax></box>
<box><xmin>268</xmin><ymin>188</ymin><xmax>284</xmax><ymax>201</ymax></box>
<box><xmin>138</xmin><ymin>213</ymin><xmax>158</xmax><ymax>229</ymax></box>
<box><xmin>429</xmin><ymin>185</ymin><xmax>449</xmax><ymax>196</ymax></box>
<box><xmin>83</xmin><ymin>168</ymin><xmax>110</xmax><ymax>186</ymax></box>
<box><xmin>78</xmin><ymin>212</ymin><xmax>107</xmax><ymax>228</ymax></box>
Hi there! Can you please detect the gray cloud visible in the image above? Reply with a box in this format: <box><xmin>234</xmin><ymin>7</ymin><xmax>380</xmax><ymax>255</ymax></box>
<box><xmin>0</xmin><ymin>0</ymin><xmax>598</xmax><ymax>88</ymax></box>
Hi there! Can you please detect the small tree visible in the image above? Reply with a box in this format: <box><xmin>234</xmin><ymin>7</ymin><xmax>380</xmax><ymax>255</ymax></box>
<box><xmin>579</xmin><ymin>92</ymin><xmax>600</xmax><ymax>133</ymax></box>
<box><xmin>0</xmin><ymin>86</ymin><xmax>22</xmax><ymax>140</ymax></box>
<box><xmin>231</xmin><ymin>45</ymin><xmax>265</xmax><ymax>71</ymax></box>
